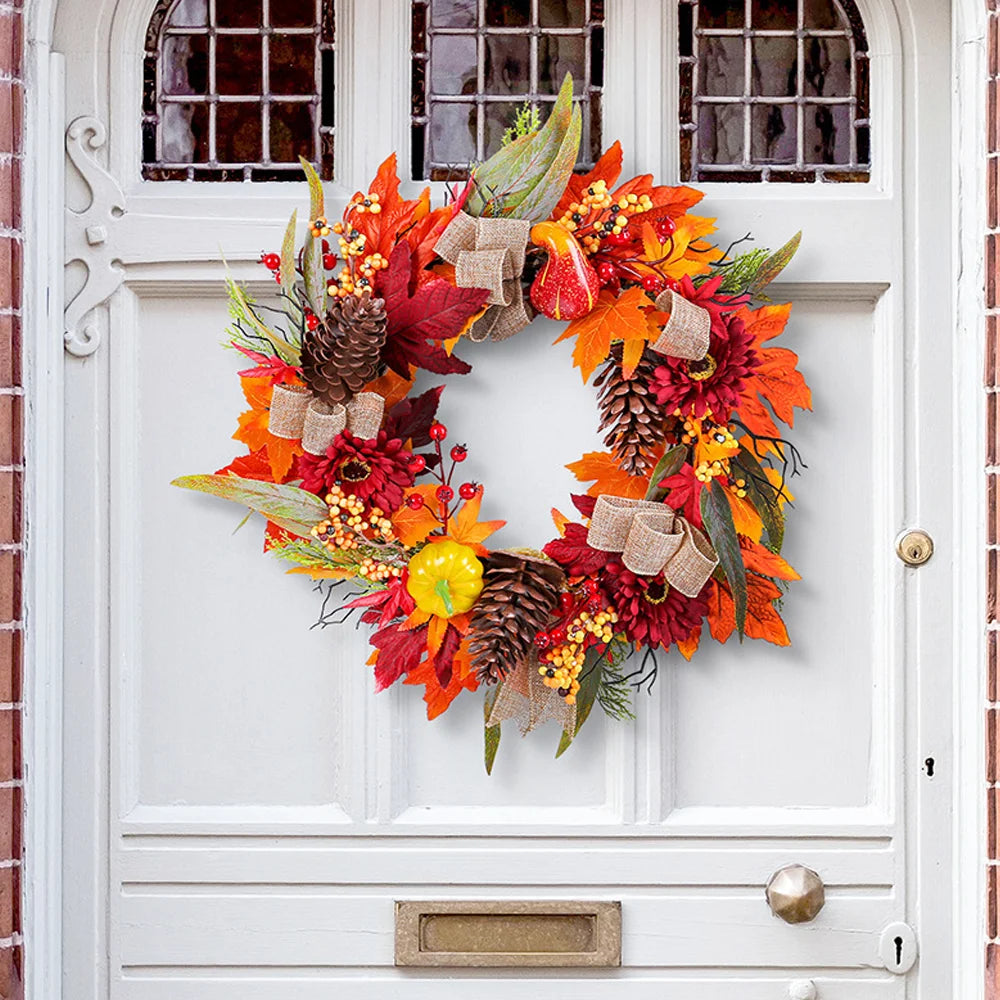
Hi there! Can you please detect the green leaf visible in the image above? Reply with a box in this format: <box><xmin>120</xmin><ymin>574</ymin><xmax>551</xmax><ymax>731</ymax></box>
<box><xmin>513</xmin><ymin>102</ymin><xmax>581</xmax><ymax>223</ymax></box>
<box><xmin>280</xmin><ymin>210</ymin><xmax>299</xmax><ymax>295</ymax></box>
<box><xmin>302</xmin><ymin>234</ymin><xmax>326</xmax><ymax>317</ymax></box>
<box><xmin>644</xmin><ymin>445</ymin><xmax>688</xmax><ymax>501</ymax></box>
<box><xmin>747</xmin><ymin>231</ymin><xmax>801</xmax><ymax>298</ymax></box>
<box><xmin>171</xmin><ymin>475</ymin><xmax>328</xmax><ymax>537</ymax></box>
<box><xmin>484</xmin><ymin>686</ymin><xmax>502</xmax><ymax>775</ymax></box>
<box><xmin>225</xmin><ymin>273</ymin><xmax>301</xmax><ymax>365</ymax></box>
<box><xmin>555</xmin><ymin>647</ymin><xmax>604</xmax><ymax>758</ymax></box>
<box><xmin>700</xmin><ymin>478</ymin><xmax>747</xmax><ymax>637</ymax></box>
<box><xmin>299</xmin><ymin>156</ymin><xmax>325</xmax><ymax>222</ymax></box>
<box><xmin>737</xmin><ymin>445</ymin><xmax>785</xmax><ymax>553</ymax></box>
<box><xmin>467</xmin><ymin>74</ymin><xmax>581</xmax><ymax>221</ymax></box>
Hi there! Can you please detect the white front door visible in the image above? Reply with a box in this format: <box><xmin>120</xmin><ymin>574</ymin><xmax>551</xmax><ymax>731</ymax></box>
<box><xmin>55</xmin><ymin>0</ymin><xmax>958</xmax><ymax>996</ymax></box>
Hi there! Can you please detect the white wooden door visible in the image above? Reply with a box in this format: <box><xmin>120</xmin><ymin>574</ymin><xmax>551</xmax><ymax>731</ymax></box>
<box><xmin>55</xmin><ymin>0</ymin><xmax>956</xmax><ymax>996</ymax></box>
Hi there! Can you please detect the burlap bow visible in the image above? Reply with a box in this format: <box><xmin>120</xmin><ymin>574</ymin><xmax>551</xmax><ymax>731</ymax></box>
<box><xmin>486</xmin><ymin>654</ymin><xmax>576</xmax><ymax>736</ymax></box>
<box><xmin>587</xmin><ymin>495</ymin><xmax>718</xmax><ymax>596</ymax></box>
<box><xmin>435</xmin><ymin>212</ymin><xmax>532</xmax><ymax>342</ymax></box>
<box><xmin>649</xmin><ymin>288</ymin><xmax>712</xmax><ymax>361</ymax></box>
<box><xmin>268</xmin><ymin>387</ymin><xmax>385</xmax><ymax>453</ymax></box>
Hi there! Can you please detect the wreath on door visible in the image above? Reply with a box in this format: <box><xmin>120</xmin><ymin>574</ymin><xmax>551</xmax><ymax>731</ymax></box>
<box><xmin>176</xmin><ymin>77</ymin><xmax>810</xmax><ymax>769</ymax></box>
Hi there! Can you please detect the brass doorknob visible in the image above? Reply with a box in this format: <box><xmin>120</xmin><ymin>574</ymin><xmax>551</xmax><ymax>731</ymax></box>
<box><xmin>766</xmin><ymin>864</ymin><xmax>825</xmax><ymax>924</ymax></box>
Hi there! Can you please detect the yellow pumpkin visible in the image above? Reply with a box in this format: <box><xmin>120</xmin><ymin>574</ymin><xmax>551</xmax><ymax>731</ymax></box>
<box><xmin>406</xmin><ymin>540</ymin><xmax>484</xmax><ymax>618</ymax></box>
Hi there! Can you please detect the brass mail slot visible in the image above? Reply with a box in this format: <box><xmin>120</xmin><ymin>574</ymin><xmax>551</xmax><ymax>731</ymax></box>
<box><xmin>394</xmin><ymin>900</ymin><xmax>622</xmax><ymax>968</ymax></box>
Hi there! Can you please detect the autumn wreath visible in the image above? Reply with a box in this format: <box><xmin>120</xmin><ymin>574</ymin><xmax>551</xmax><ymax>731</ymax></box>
<box><xmin>176</xmin><ymin>77</ymin><xmax>810</xmax><ymax>768</ymax></box>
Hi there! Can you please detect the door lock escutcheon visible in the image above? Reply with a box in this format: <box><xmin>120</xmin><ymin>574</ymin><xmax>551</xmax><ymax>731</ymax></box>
<box><xmin>895</xmin><ymin>529</ymin><xmax>934</xmax><ymax>567</ymax></box>
<box><xmin>878</xmin><ymin>921</ymin><xmax>918</xmax><ymax>974</ymax></box>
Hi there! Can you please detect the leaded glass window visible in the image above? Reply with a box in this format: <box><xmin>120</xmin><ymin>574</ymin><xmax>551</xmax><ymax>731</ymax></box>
<box><xmin>679</xmin><ymin>0</ymin><xmax>870</xmax><ymax>182</ymax></box>
<box><xmin>142</xmin><ymin>0</ymin><xmax>335</xmax><ymax>181</ymax></box>
<box><xmin>411</xmin><ymin>0</ymin><xmax>605</xmax><ymax>181</ymax></box>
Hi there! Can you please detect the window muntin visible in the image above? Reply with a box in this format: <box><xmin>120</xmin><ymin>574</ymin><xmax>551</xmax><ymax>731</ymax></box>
<box><xmin>142</xmin><ymin>0</ymin><xmax>335</xmax><ymax>181</ymax></box>
<box><xmin>679</xmin><ymin>0</ymin><xmax>870</xmax><ymax>183</ymax></box>
<box><xmin>411</xmin><ymin>0</ymin><xmax>605</xmax><ymax>182</ymax></box>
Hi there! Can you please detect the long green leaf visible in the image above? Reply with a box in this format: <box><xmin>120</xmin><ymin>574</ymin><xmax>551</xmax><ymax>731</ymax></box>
<box><xmin>172</xmin><ymin>475</ymin><xmax>327</xmax><ymax>537</ymax></box>
<box><xmin>513</xmin><ymin>103</ymin><xmax>581</xmax><ymax>223</ymax></box>
<box><xmin>700</xmin><ymin>478</ymin><xmax>747</xmax><ymax>637</ymax></box>
<box><xmin>302</xmin><ymin>234</ymin><xmax>326</xmax><ymax>317</ymax></box>
<box><xmin>225</xmin><ymin>275</ymin><xmax>301</xmax><ymax>365</ymax></box>
<box><xmin>747</xmin><ymin>231</ymin><xmax>801</xmax><ymax>298</ymax></box>
<box><xmin>484</xmin><ymin>686</ymin><xmax>502</xmax><ymax>775</ymax></box>
<box><xmin>645</xmin><ymin>444</ymin><xmax>688</xmax><ymax>501</ymax></box>
<box><xmin>468</xmin><ymin>74</ymin><xmax>578</xmax><ymax>220</ymax></box>
<box><xmin>737</xmin><ymin>445</ymin><xmax>785</xmax><ymax>553</ymax></box>
<box><xmin>299</xmin><ymin>156</ymin><xmax>325</xmax><ymax>221</ymax></box>
<box><xmin>280</xmin><ymin>210</ymin><xmax>298</xmax><ymax>292</ymax></box>
<box><xmin>555</xmin><ymin>648</ymin><xmax>604</xmax><ymax>758</ymax></box>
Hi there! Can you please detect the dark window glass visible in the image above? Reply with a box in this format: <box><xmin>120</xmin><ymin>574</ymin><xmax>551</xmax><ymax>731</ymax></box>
<box><xmin>411</xmin><ymin>0</ymin><xmax>604</xmax><ymax>180</ymax></box>
<box><xmin>679</xmin><ymin>0</ymin><xmax>871</xmax><ymax>183</ymax></box>
<box><xmin>142</xmin><ymin>0</ymin><xmax>334</xmax><ymax>181</ymax></box>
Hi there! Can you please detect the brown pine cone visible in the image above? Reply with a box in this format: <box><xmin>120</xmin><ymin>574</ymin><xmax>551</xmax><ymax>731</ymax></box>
<box><xmin>594</xmin><ymin>346</ymin><xmax>667</xmax><ymax>475</ymax></box>
<box><xmin>301</xmin><ymin>291</ymin><xmax>387</xmax><ymax>406</ymax></box>
<box><xmin>468</xmin><ymin>551</ymin><xmax>566</xmax><ymax>685</ymax></box>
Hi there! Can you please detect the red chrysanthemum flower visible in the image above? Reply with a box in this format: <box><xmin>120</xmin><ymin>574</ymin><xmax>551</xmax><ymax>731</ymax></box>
<box><xmin>650</xmin><ymin>309</ymin><xmax>759</xmax><ymax>419</ymax></box>
<box><xmin>599</xmin><ymin>559</ymin><xmax>710</xmax><ymax>651</ymax></box>
<box><xmin>299</xmin><ymin>430</ymin><xmax>415</xmax><ymax>514</ymax></box>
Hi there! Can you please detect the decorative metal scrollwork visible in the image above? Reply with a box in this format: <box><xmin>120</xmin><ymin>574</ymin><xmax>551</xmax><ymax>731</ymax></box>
<box><xmin>64</xmin><ymin>116</ymin><xmax>126</xmax><ymax>357</ymax></box>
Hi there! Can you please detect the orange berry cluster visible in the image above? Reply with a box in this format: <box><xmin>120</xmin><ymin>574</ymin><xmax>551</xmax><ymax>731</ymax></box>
<box><xmin>310</xmin><ymin>216</ymin><xmax>332</xmax><ymax>238</ymax></box>
<box><xmin>357</xmin><ymin>557</ymin><xmax>402</xmax><ymax>583</ymax></box>
<box><xmin>332</xmin><ymin>224</ymin><xmax>367</xmax><ymax>258</ymax></box>
<box><xmin>555</xmin><ymin>179</ymin><xmax>655</xmax><ymax>255</ymax></box>
<box><xmin>348</xmin><ymin>192</ymin><xmax>382</xmax><ymax>215</ymax></box>
<box><xmin>310</xmin><ymin>486</ymin><xmax>397</xmax><ymax>553</ymax></box>
<box><xmin>539</xmin><ymin>608</ymin><xmax>620</xmax><ymax>705</ymax></box>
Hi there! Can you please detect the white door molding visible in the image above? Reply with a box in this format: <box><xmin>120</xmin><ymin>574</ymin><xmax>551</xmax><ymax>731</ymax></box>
<box><xmin>18</xmin><ymin>1</ymin><xmax>989</xmax><ymax>998</ymax></box>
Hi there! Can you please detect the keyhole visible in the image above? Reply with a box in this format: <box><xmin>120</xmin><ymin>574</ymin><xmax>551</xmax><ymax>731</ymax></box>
<box><xmin>924</xmin><ymin>757</ymin><xmax>935</xmax><ymax>777</ymax></box>
<box><xmin>894</xmin><ymin>935</ymin><xmax>904</xmax><ymax>967</ymax></box>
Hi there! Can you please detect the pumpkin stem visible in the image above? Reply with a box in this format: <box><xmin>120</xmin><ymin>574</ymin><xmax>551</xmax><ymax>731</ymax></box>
<box><xmin>434</xmin><ymin>578</ymin><xmax>455</xmax><ymax>616</ymax></box>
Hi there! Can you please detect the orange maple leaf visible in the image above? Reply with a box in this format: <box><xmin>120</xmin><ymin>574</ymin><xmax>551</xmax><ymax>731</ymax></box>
<box><xmin>739</xmin><ymin>537</ymin><xmax>800</xmax><ymax>581</ymax></box>
<box><xmin>391</xmin><ymin>484</ymin><xmax>441</xmax><ymax>547</ymax></box>
<box><xmin>706</xmin><ymin>574</ymin><xmax>791</xmax><ymax>647</ymax></box>
<box><xmin>551</xmin><ymin>508</ymin><xmax>571</xmax><ymax>536</ymax></box>
<box><xmin>555</xmin><ymin>287</ymin><xmax>660</xmax><ymax>382</ymax></box>
<box><xmin>639</xmin><ymin>216</ymin><xmax>721</xmax><ymax>282</ymax></box>
<box><xmin>676</xmin><ymin>625</ymin><xmax>701</xmax><ymax>661</ymax></box>
<box><xmin>737</xmin><ymin>303</ymin><xmax>812</xmax><ymax>431</ymax></box>
<box><xmin>351</xmin><ymin>154</ymin><xmax>431</xmax><ymax>261</ymax></box>
<box><xmin>567</xmin><ymin>450</ymin><xmax>653</xmax><ymax>499</ymax></box>
<box><xmin>551</xmin><ymin>141</ymin><xmax>625</xmax><ymax>221</ymax></box>
<box><xmin>607</xmin><ymin>174</ymin><xmax>705</xmax><ymax>217</ymax></box>
<box><xmin>443</xmin><ymin>492</ymin><xmax>505</xmax><ymax>556</ymax></box>
<box><xmin>404</xmin><ymin>639</ymin><xmax>479</xmax><ymax>720</ymax></box>
<box><xmin>233</xmin><ymin>377</ymin><xmax>303</xmax><ymax>481</ymax></box>
<box><xmin>363</xmin><ymin>368</ymin><xmax>414</xmax><ymax>411</ymax></box>
<box><xmin>725</xmin><ymin>482</ymin><xmax>763</xmax><ymax>542</ymax></box>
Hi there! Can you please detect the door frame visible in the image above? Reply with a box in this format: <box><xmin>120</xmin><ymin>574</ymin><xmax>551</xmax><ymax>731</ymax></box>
<box><xmin>18</xmin><ymin>0</ymin><xmax>988</xmax><ymax>995</ymax></box>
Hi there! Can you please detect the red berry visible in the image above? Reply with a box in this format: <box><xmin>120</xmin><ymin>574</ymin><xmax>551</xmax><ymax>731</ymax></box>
<box><xmin>582</xmin><ymin>579</ymin><xmax>600</xmax><ymax>597</ymax></box>
<box><xmin>436</xmin><ymin>485</ymin><xmax>454</xmax><ymax>503</ymax></box>
<box><xmin>458</xmin><ymin>482</ymin><xmax>478</xmax><ymax>501</ymax></box>
<box><xmin>322</xmin><ymin>239</ymin><xmax>331</xmax><ymax>253</ymax></box>
<box><xmin>450</xmin><ymin>444</ymin><xmax>468</xmax><ymax>462</ymax></box>
<box><xmin>408</xmin><ymin>454</ymin><xmax>427</xmax><ymax>473</ymax></box>
<box><xmin>305</xmin><ymin>312</ymin><xmax>320</xmax><ymax>331</ymax></box>
<box><xmin>656</xmin><ymin>217</ymin><xmax>677</xmax><ymax>238</ymax></box>
<box><xmin>664</xmin><ymin>277</ymin><xmax>680</xmax><ymax>293</ymax></box>
<box><xmin>559</xmin><ymin>592</ymin><xmax>576</xmax><ymax>614</ymax></box>
<box><xmin>260</xmin><ymin>252</ymin><xmax>281</xmax><ymax>270</ymax></box>
<box><xmin>596</xmin><ymin>261</ymin><xmax>617</xmax><ymax>285</ymax></box>
<box><xmin>534</xmin><ymin>631</ymin><xmax>551</xmax><ymax>650</ymax></box>
<box><xmin>405</xmin><ymin>494</ymin><xmax>425</xmax><ymax>510</ymax></box>
<box><xmin>429</xmin><ymin>422</ymin><xmax>448</xmax><ymax>442</ymax></box>
<box><xmin>323</xmin><ymin>253</ymin><xmax>336</xmax><ymax>270</ymax></box>
<box><xmin>607</xmin><ymin>229</ymin><xmax>631</xmax><ymax>247</ymax></box>
<box><xmin>642</xmin><ymin>274</ymin><xmax>665</xmax><ymax>294</ymax></box>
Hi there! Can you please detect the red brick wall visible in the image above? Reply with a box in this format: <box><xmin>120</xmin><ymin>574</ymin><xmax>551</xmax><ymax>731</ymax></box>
<box><xmin>0</xmin><ymin>0</ymin><xmax>23</xmax><ymax>995</ymax></box>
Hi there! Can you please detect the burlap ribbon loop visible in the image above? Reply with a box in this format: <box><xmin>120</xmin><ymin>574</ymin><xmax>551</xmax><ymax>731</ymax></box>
<box><xmin>486</xmin><ymin>655</ymin><xmax>576</xmax><ymax>736</ymax></box>
<box><xmin>650</xmin><ymin>288</ymin><xmax>712</xmax><ymax>361</ymax></box>
<box><xmin>586</xmin><ymin>494</ymin><xmax>718</xmax><ymax>597</ymax></box>
<box><xmin>435</xmin><ymin>212</ymin><xmax>532</xmax><ymax>343</ymax></box>
<box><xmin>268</xmin><ymin>388</ymin><xmax>384</xmax><ymax>447</ymax></box>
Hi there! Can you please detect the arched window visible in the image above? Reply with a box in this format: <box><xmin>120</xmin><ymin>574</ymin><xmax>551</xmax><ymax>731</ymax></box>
<box><xmin>142</xmin><ymin>0</ymin><xmax>335</xmax><ymax>181</ymax></box>
<box><xmin>678</xmin><ymin>0</ymin><xmax>870</xmax><ymax>182</ymax></box>
<box><xmin>410</xmin><ymin>0</ymin><xmax>605</xmax><ymax>181</ymax></box>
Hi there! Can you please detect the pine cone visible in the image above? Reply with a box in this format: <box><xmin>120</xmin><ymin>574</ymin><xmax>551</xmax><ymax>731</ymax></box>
<box><xmin>301</xmin><ymin>291</ymin><xmax>387</xmax><ymax>406</ymax></box>
<box><xmin>594</xmin><ymin>347</ymin><xmax>667</xmax><ymax>475</ymax></box>
<box><xmin>468</xmin><ymin>551</ymin><xmax>566</xmax><ymax>685</ymax></box>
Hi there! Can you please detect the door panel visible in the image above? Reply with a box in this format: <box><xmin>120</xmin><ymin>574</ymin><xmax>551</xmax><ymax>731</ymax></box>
<box><xmin>57</xmin><ymin>0</ymin><xmax>953</xmax><ymax>996</ymax></box>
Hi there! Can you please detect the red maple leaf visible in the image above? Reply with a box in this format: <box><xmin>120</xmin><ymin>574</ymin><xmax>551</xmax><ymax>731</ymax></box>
<box><xmin>383</xmin><ymin>386</ymin><xmax>445</xmax><ymax>448</ymax></box>
<box><xmin>543</xmin><ymin>522</ymin><xmax>613</xmax><ymax>576</ymax></box>
<box><xmin>216</xmin><ymin>447</ymin><xmax>284</xmax><ymax>483</ymax></box>
<box><xmin>659</xmin><ymin>464</ymin><xmax>703</xmax><ymax>527</ymax></box>
<box><xmin>379</xmin><ymin>242</ymin><xmax>489</xmax><ymax>378</ymax></box>
<box><xmin>571</xmin><ymin>493</ymin><xmax>597</xmax><ymax>518</ymax></box>
<box><xmin>370</xmin><ymin>621</ymin><xmax>429</xmax><ymax>691</ymax></box>
<box><xmin>432</xmin><ymin>621</ymin><xmax>463</xmax><ymax>688</ymax></box>
<box><xmin>351</xmin><ymin>154</ymin><xmax>433</xmax><ymax>262</ymax></box>
<box><xmin>344</xmin><ymin>576</ymin><xmax>417</xmax><ymax>630</ymax></box>
<box><xmin>232</xmin><ymin>343</ymin><xmax>302</xmax><ymax>384</ymax></box>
